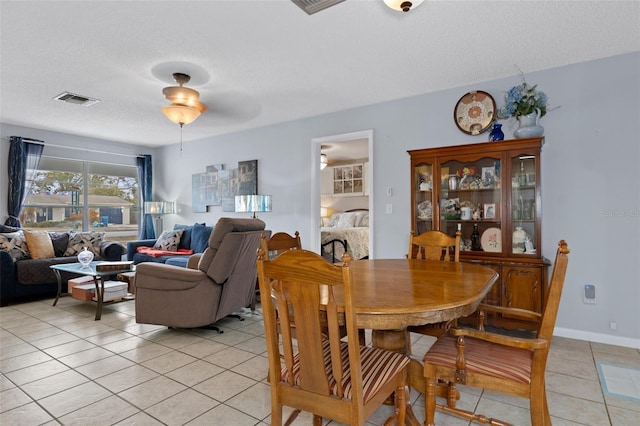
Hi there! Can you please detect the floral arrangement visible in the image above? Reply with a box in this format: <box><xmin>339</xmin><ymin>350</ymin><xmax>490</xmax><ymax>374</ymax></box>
<box><xmin>456</xmin><ymin>166</ymin><xmax>475</xmax><ymax>177</ymax></box>
<box><xmin>497</xmin><ymin>81</ymin><xmax>548</xmax><ymax>119</ymax></box>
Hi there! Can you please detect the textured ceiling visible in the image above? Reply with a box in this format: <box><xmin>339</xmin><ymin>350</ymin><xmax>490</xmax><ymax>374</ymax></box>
<box><xmin>1</xmin><ymin>0</ymin><xmax>638</xmax><ymax>148</ymax></box>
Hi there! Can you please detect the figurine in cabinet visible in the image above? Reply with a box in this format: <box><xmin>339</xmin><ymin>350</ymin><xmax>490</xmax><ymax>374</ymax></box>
<box><xmin>472</xmin><ymin>205</ymin><xmax>481</xmax><ymax>220</ymax></box>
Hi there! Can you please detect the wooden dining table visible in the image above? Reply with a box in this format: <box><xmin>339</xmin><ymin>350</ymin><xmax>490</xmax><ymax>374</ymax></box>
<box><xmin>337</xmin><ymin>258</ymin><xmax>499</xmax><ymax>426</ymax></box>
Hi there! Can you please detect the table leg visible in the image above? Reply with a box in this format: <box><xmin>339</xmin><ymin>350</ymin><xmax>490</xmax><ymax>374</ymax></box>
<box><xmin>52</xmin><ymin>269</ymin><xmax>62</xmax><ymax>306</ymax></box>
<box><xmin>93</xmin><ymin>276</ymin><xmax>105</xmax><ymax>320</ymax></box>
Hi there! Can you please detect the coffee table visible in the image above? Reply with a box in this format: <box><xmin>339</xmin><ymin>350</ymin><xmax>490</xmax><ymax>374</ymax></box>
<box><xmin>51</xmin><ymin>261</ymin><xmax>134</xmax><ymax>320</ymax></box>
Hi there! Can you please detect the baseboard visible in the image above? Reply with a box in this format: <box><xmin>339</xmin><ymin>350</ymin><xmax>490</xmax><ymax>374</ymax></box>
<box><xmin>554</xmin><ymin>326</ymin><xmax>640</xmax><ymax>349</ymax></box>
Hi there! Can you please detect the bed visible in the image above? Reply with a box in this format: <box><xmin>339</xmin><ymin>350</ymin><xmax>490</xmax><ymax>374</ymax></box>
<box><xmin>321</xmin><ymin>209</ymin><xmax>369</xmax><ymax>262</ymax></box>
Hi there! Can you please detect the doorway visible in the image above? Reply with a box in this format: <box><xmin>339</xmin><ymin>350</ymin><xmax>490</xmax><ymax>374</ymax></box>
<box><xmin>310</xmin><ymin>130</ymin><xmax>373</xmax><ymax>258</ymax></box>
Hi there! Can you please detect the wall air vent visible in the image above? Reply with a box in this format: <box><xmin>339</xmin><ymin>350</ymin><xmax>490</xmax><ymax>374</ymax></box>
<box><xmin>53</xmin><ymin>92</ymin><xmax>100</xmax><ymax>107</ymax></box>
<box><xmin>291</xmin><ymin>0</ymin><xmax>346</xmax><ymax>15</ymax></box>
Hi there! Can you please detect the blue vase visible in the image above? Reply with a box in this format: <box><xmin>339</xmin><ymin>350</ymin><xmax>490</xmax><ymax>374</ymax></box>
<box><xmin>489</xmin><ymin>123</ymin><xmax>504</xmax><ymax>141</ymax></box>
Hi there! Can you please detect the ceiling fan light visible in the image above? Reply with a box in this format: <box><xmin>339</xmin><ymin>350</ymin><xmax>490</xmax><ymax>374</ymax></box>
<box><xmin>384</xmin><ymin>0</ymin><xmax>423</xmax><ymax>12</ymax></box>
<box><xmin>162</xmin><ymin>105</ymin><xmax>201</xmax><ymax>125</ymax></box>
<box><xmin>320</xmin><ymin>153</ymin><xmax>328</xmax><ymax>170</ymax></box>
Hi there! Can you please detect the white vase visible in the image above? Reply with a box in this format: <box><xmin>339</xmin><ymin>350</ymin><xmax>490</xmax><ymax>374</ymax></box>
<box><xmin>77</xmin><ymin>247</ymin><xmax>94</xmax><ymax>267</ymax></box>
<box><xmin>512</xmin><ymin>227</ymin><xmax>527</xmax><ymax>254</ymax></box>
<box><xmin>513</xmin><ymin>110</ymin><xmax>544</xmax><ymax>139</ymax></box>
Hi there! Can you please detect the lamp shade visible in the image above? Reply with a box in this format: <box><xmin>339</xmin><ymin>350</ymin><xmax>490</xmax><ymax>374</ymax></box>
<box><xmin>320</xmin><ymin>153</ymin><xmax>328</xmax><ymax>170</ymax></box>
<box><xmin>144</xmin><ymin>201</ymin><xmax>176</xmax><ymax>215</ymax></box>
<box><xmin>235</xmin><ymin>195</ymin><xmax>272</xmax><ymax>214</ymax></box>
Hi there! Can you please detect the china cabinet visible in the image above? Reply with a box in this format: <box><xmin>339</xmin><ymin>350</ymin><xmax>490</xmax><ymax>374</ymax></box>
<box><xmin>408</xmin><ymin>138</ymin><xmax>550</xmax><ymax>330</ymax></box>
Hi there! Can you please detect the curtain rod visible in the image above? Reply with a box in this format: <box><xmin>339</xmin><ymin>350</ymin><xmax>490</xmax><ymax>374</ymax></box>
<box><xmin>3</xmin><ymin>136</ymin><xmax>147</xmax><ymax>158</ymax></box>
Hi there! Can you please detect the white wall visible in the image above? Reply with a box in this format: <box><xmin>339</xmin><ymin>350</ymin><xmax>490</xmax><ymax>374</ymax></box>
<box><xmin>2</xmin><ymin>53</ymin><xmax>638</xmax><ymax>348</ymax></box>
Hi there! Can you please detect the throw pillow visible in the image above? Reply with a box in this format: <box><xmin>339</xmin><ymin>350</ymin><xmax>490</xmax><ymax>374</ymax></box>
<box><xmin>0</xmin><ymin>224</ymin><xmax>22</xmax><ymax>233</ymax></box>
<box><xmin>0</xmin><ymin>231</ymin><xmax>29</xmax><ymax>261</ymax></box>
<box><xmin>48</xmin><ymin>232</ymin><xmax>70</xmax><ymax>257</ymax></box>
<box><xmin>23</xmin><ymin>230</ymin><xmax>55</xmax><ymax>259</ymax></box>
<box><xmin>64</xmin><ymin>231</ymin><xmax>105</xmax><ymax>256</ymax></box>
<box><xmin>173</xmin><ymin>223</ymin><xmax>205</xmax><ymax>250</ymax></box>
<box><xmin>153</xmin><ymin>229</ymin><xmax>184</xmax><ymax>251</ymax></box>
<box><xmin>190</xmin><ymin>223</ymin><xmax>213</xmax><ymax>253</ymax></box>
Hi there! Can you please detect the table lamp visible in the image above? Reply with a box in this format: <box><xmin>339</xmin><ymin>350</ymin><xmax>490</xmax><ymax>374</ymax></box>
<box><xmin>235</xmin><ymin>195</ymin><xmax>272</xmax><ymax>218</ymax></box>
<box><xmin>144</xmin><ymin>201</ymin><xmax>176</xmax><ymax>235</ymax></box>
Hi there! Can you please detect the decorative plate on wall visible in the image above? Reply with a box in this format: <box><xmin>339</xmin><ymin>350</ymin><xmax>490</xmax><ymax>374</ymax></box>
<box><xmin>453</xmin><ymin>91</ymin><xmax>496</xmax><ymax>135</ymax></box>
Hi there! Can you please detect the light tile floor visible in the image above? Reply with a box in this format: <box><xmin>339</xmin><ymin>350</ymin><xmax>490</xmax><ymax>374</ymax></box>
<box><xmin>1</xmin><ymin>297</ymin><xmax>639</xmax><ymax>425</ymax></box>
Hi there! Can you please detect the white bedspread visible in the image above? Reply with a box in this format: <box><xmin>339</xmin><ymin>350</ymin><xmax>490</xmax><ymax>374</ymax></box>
<box><xmin>321</xmin><ymin>226</ymin><xmax>369</xmax><ymax>261</ymax></box>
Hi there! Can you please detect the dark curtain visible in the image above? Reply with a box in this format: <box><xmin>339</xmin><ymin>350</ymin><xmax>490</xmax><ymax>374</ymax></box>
<box><xmin>137</xmin><ymin>154</ymin><xmax>155</xmax><ymax>239</ymax></box>
<box><xmin>6</xmin><ymin>136</ymin><xmax>44</xmax><ymax>227</ymax></box>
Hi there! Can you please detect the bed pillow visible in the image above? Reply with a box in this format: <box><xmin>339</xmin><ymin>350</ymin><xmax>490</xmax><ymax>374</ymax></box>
<box><xmin>64</xmin><ymin>231</ymin><xmax>105</xmax><ymax>256</ymax></box>
<box><xmin>359</xmin><ymin>213</ymin><xmax>369</xmax><ymax>227</ymax></box>
<box><xmin>23</xmin><ymin>230</ymin><xmax>55</xmax><ymax>259</ymax></box>
<box><xmin>353</xmin><ymin>211</ymin><xmax>368</xmax><ymax>227</ymax></box>
<box><xmin>153</xmin><ymin>229</ymin><xmax>184</xmax><ymax>251</ymax></box>
<box><xmin>0</xmin><ymin>231</ymin><xmax>29</xmax><ymax>261</ymax></box>
<box><xmin>327</xmin><ymin>213</ymin><xmax>342</xmax><ymax>227</ymax></box>
<box><xmin>336</xmin><ymin>212</ymin><xmax>357</xmax><ymax>228</ymax></box>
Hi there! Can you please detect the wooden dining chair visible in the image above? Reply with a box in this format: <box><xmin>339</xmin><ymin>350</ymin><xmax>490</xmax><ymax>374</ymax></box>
<box><xmin>407</xmin><ymin>230</ymin><xmax>462</xmax><ymax>339</ymax></box>
<box><xmin>260</xmin><ymin>231</ymin><xmax>302</xmax><ymax>258</ymax></box>
<box><xmin>252</xmin><ymin>232</ymin><xmax>302</xmax><ymax>311</ymax></box>
<box><xmin>408</xmin><ymin>229</ymin><xmax>461</xmax><ymax>262</ymax></box>
<box><xmin>257</xmin><ymin>249</ymin><xmax>410</xmax><ymax>426</ymax></box>
<box><xmin>422</xmin><ymin>240</ymin><xmax>570</xmax><ymax>426</ymax></box>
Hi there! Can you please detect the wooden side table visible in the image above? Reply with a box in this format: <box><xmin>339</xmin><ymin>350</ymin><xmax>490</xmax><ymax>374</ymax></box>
<box><xmin>117</xmin><ymin>271</ymin><xmax>136</xmax><ymax>296</ymax></box>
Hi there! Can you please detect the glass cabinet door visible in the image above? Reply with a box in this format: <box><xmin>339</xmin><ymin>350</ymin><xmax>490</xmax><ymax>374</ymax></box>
<box><xmin>511</xmin><ymin>154</ymin><xmax>538</xmax><ymax>255</ymax></box>
<box><xmin>440</xmin><ymin>156</ymin><xmax>502</xmax><ymax>254</ymax></box>
<box><xmin>413</xmin><ymin>161</ymin><xmax>433</xmax><ymax>234</ymax></box>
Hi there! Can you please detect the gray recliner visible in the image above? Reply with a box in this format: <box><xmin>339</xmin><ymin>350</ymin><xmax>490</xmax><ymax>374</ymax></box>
<box><xmin>135</xmin><ymin>218</ymin><xmax>270</xmax><ymax>329</ymax></box>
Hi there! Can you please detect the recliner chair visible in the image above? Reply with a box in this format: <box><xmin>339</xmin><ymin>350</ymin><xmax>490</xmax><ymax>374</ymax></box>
<box><xmin>135</xmin><ymin>218</ymin><xmax>270</xmax><ymax>330</ymax></box>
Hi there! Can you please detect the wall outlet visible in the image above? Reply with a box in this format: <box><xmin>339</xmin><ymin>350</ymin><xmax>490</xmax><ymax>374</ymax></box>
<box><xmin>583</xmin><ymin>284</ymin><xmax>596</xmax><ymax>304</ymax></box>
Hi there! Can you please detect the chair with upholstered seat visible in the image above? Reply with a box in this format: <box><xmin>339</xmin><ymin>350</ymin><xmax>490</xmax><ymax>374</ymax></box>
<box><xmin>257</xmin><ymin>249</ymin><xmax>410</xmax><ymax>426</ymax></box>
<box><xmin>407</xmin><ymin>229</ymin><xmax>461</xmax><ymax>339</ymax></box>
<box><xmin>422</xmin><ymin>240</ymin><xmax>570</xmax><ymax>426</ymax></box>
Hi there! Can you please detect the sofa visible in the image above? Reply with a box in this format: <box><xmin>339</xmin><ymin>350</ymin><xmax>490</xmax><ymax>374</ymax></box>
<box><xmin>135</xmin><ymin>218</ymin><xmax>269</xmax><ymax>329</ymax></box>
<box><xmin>126</xmin><ymin>223</ymin><xmax>213</xmax><ymax>267</ymax></box>
<box><xmin>0</xmin><ymin>226</ymin><xmax>126</xmax><ymax>306</ymax></box>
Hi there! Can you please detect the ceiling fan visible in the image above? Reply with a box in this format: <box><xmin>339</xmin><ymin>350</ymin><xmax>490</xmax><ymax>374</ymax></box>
<box><xmin>161</xmin><ymin>73</ymin><xmax>207</xmax><ymax>126</ymax></box>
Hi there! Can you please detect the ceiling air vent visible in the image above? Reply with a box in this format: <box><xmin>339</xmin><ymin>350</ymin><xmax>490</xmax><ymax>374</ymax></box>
<box><xmin>53</xmin><ymin>92</ymin><xmax>100</xmax><ymax>107</ymax></box>
<box><xmin>291</xmin><ymin>0</ymin><xmax>346</xmax><ymax>15</ymax></box>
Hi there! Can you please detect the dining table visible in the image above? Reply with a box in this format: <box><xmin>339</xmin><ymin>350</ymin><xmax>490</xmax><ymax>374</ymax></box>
<box><xmin>337</xmin><ymin>258</ymin><xmax>499</xmax><ymax>426</ymax></box>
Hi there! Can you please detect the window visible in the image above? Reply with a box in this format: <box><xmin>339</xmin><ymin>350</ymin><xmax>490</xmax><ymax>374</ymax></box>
<box><xmin>21</xmin><ymin>157</ymin><xmax>140</xmax><ymax>243</ymax></box>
